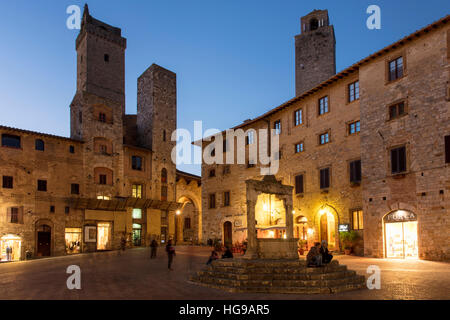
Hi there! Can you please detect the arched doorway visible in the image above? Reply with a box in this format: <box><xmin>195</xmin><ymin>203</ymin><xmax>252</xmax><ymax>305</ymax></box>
<box><xmin>223</xmin><ymin>221</ymin><xmax>232</xmax><ymax>246</ymax></box>
<box><xmin>318</xmin><ymin>208</ymin><xmax>336</xmax><ymax>249</ymax></box>
<box><xmin>384</xmin><ymin>210</ymin><xmax>418</xmax><ymax>259</ymax></box>
<box><xmin>37</xmin><ymin>224</ymin><xmax>51</xmax><ymax>256</ymax></box>
<box><xmin>295</xmin><ymin>216</ymin><xmax>308</xmax><ymax>240</ymax></box>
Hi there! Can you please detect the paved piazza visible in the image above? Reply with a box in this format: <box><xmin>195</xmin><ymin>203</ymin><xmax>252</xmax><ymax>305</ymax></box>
<box><xmin>0</xmin><ymin>246</ymin><xmax>448</xmax><ymax>300</ymax></box>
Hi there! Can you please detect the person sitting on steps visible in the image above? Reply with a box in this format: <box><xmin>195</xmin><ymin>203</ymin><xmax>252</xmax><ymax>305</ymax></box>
<box><xmin>320</xmin><ymin>240</ymin><xmax>333</xmax><ymax>264</ymax></box>
<box><xmin>306</xmin><ymin>242</ymin><xmax>323</xmax><ymax>267</ymax></box>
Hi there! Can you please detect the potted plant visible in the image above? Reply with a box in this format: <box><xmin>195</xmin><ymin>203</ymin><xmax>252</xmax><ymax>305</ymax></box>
<box><xmin>340</xmin><ymin>231</ymin><xmax>360</xmax><ymax>255</ymax></box>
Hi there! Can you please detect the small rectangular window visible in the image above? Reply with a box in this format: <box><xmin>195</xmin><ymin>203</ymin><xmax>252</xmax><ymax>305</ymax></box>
<box><xmin>349</xmin><ymin>121</ymin><xmax>361</xmax><ymax>135</ymax></box>
<box><xmin>295</xmin><ymin>142</ymin><xmax>304</xmax><ymax>153</ymax></box>
<box><xmin>391</xmin><ymin>146</ymin><xmax>407</xmax><ymax>174</ymax></box>
<box><xmin>132</xmin><ymin>156</ymin><xmax>142</xmax><ymax>171</ymax></box>
<box><xmin>132</xmin><ymin>208</ymin><xmax>142</xmax><ymax>219</ymax></box>
<box><xmin>389</xmin><ymin>56</ymin><xmax>404</xmax><ymax>81</ymax></box>
<box><xmin>99</xmin><ymin>175</ymin><xmax>107</xmax><ymax>185</ymax></box>
<box><xmin>65</xmin><ymin>207</ymin><xmax>70</xmax><ymax>214</ymax></box>
<box><xmin>320</xmin><ymin>168</ymin><xmax>330</xmax><ymax>189</ymax></box>
<box><xmin>223</xmin><ymin>191</ymin><xmax>230</xmax><ymax>207</ymax></box>
<box><xmin>318</xmin><ymin>96</ymin><xmax>329</xmax><ymax>115</ymax></box>
<box><xmin>132</xmin><ymin>184</ymin><xmax>143</xmax><ymax>198</ymax></box>
<box><xmin>99</xmin><ymin>112</ymin><xmax>106</xmax><ymax>123</ymax></box>
<box><xmin>69</xmin><ymin>145</ymin><xmax>75</xmax><ymax>153</ymax></box>
<box><xmin>389</xmin><ymin>101</ymin><xmax>406</xmax><ymax>120</ymax></box>
<box><xmin>37</xmin><ymin>180</ymin><xmax>47</xmax><ymax>192</ymax></box>
<box><xmin>209</xmin><ymin>193</ymin><xmax>216</xmax><ymax>209</ymax></box>
<box><xmin>35</xmin><ymin>139</ymin><xmax>45</xmax><ymax>151</ymax></box>
<box><xmin>209</xmin><ymin>169</ymin><xmax>216</xmax><ymax>178</ymax></box>
<box><xmin>1</xmin><ymin>134</ymin><xmax>21</xmax><ymax>148</ymax></box>
<box><xmin>71</xmin><ymin>183</ymin><xmax>79</xmax><ymax>195</ymax></box>
<box><xmin>295</xmin><ymin>174</ymin><xmax>304</xmax><ymax>194</ymax></box>
<box><xmin>10</xmin><ymin>207</ymin><xmax>19</xmax><ymax>223</ymax></box>
<box><xmin>274</xmin><ymin>120</ymin><xmax>281</xmax><ymax>135</ymax></box>
<box><xmin>349</xmin><ymin>160</ymin><xmax>362</xmax><ymax>183</ymax></box>
<box><xmin>294</xmin><ymin>109</ymin><xmax>303</xmax><ymax>126</ymax></box>
<box><xmin>50</xmin><ymin>205</ymin><xmax>55</xmax><ymax>213</ymax></box>
<box><xmin>319</xmin><ymin>132</ymin><xmax>330</xmax><ymax>145</ymax></box>
<box><xmin>2</xmin><ymin>176</ymin><xmax>13</xmax><ymax>189</ymax></box>
<box><xmin>348</xmin><ymin>81</ymin><xmax>360</xmax><ymax>102</ymax></box>
<box><xmin>352</xmin><ymin>209</ymin><xmax>364</xmax><ymax>230</ymax></box>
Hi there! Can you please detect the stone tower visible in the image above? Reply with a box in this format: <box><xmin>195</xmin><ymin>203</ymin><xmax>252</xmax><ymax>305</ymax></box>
<box><xmin>70</xmin><ymin>4</ymin><xmax>126</xmax><ymax>197</ymax></box>
<box><xmin>137</xmin><ymin>64</ymin><xmax>177</xmax><ymax>200</ymax></box>
<box><xmin>295</xmin><ymin>9</ymin><xmax>336</xmax><ymax>96</ymax></box>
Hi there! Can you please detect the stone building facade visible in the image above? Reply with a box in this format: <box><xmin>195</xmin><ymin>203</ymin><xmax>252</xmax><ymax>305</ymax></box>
<box><xmin>200</xmin><ymin>11</ymin><xmax>449</xmax><ymax>261</ymax></box>
<box><xmin>0</xmin><ymin>5</ymin><xmax>201</xmax><ymax>261</ymax></box>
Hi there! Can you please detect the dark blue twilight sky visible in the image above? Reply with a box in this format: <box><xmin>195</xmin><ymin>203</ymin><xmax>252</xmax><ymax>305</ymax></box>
<box><xmin>1</xmin><ymin>0</ymin><xmax>449</xmax><ymax>175</ymax></box>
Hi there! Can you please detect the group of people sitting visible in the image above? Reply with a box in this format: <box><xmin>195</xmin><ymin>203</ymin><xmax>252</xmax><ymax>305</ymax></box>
<box><xmin>206</xmin><ymin>246</ymin><xmax>234</xmax><ymax>265</ymax></box>
<box><xmin>306</xmin><ymin>240</ymin><xmax>333</xmax><ymax>267</ymax></box>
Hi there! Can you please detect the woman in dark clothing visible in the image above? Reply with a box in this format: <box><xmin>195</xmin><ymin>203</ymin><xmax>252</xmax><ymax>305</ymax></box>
<box><xmin>320</xmin><ymin>240</ymin><xmax>333</xmax><ymax>264</ymax></box>
<box><xmin>166</xmin><ymin>240</ymin><xmax>176</xmax><ymax>270</ymax></box>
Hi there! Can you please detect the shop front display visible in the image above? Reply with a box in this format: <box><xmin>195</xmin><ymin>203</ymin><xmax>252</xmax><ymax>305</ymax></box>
<box><xmin>0</xmin><ymin>234</ymin><xmax>22</xmax><ymax>261</ymax></box>
<box><xmin>65</xmin><ymin>228</ymin><xmax>82</xmax><ymax>254</ymax></box>
<box><xmin>384</xmin><ymin>210</ymin><xmax>418</xmax><ymax>259</ymax></box>
<box><xmin>97</xmin><ymin>222</ymin><xmax>112</xmax><ymax>250</ymax></box>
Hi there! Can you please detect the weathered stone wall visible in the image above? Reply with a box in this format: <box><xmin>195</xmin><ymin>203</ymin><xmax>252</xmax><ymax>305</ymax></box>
<box><xmin>360</xmin><ymin>25</ymin><xmax>450</xmax><ymax>261</ymax></box>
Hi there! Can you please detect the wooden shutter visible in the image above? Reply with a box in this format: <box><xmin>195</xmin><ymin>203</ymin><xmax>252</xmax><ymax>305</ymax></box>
<box><xmin>391</xmin><ymin>148</ymin><xmax>398</xmax><ymax>173</ymax></box>
<box><xmin>398</xmin><ymin>147</ymin><xmax>406</xmax><ymax>172</ymax></box>
<box><xmin>6</xmin><ymin>207</ymin><xmax>11</xmax><ymax>223</ymax></box>
<box><xmin>445</xmin><ymin>136</ymin><xmax>450</xmax><ymax>164</ymax></box>
<box><xmin>19</xmin><ymin>206</ymin><xmax>24</xmax><ymax>224</ymax></box>
<box><xmin>356</xmin><ymin>160</ymin><xmax>362</xmax><ymax>182</ymax></box>
<box><xmin>295</xmin><ymin>175</ymin><xmax>303</xmax><ymax>194</ymax></box>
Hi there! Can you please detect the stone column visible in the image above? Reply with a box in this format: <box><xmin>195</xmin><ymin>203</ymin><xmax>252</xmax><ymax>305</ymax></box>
<box><xmin>284</xmin><ymin>198</ymin><xmax>294</xmax><ymax>240</ymax></box>
<box><xmin>243</xmin><ymin>199</ymin><xmax>258</xmax><ymax>259</ymax></box>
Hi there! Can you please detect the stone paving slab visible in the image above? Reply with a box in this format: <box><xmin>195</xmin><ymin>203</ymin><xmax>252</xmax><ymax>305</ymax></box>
<box><xmin>0</xmin><ymin>246</ymin><xmax>448</xmax><ymax>300</ymax></box>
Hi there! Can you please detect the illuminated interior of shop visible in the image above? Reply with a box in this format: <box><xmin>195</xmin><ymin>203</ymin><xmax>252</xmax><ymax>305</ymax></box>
<box><xmin>385</xmin><ymin>210</ymin><xmax>418</xmax><ymax>259</ymax></box>
<box><xmin>65</xmin><ymin>228</ymin><xmax>82</xmax><ymax>254</ymax></box>
<box><xmin>0</xmin><ymin>234</ymin><xmax>22</xmax><ymax>261</ymax></box>
<box><xmin>97</xmin><ymin>222</ymin><xmax>111</xmax><ymax>250</ymax></box>
<box><xmin>255</xmin><ymin>193</ymin><xmax>287</xmax><ymax>239</ymax></box>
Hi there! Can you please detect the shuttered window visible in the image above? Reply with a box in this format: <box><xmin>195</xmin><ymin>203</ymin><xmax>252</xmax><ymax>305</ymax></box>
<box><xmin>295</xmin><ymin>175</ymin><xmax>304</xmax><ymax>194</ymax></box>
<box><xmin>209</xmin><ymin>194</ymin><xmax>216</xmax><ymax>209</ymax></box>
<box><xmin>391</xmin><ymin>146</ymin><xmax>407</xmax><ymax>174</ymax></box>
<box><xmin>7</xmin><ymin>207</ymin><xmax>23</xmax><ymax>224</ymax></box>
<box><xmin>2</xmin><ymin>176</ymin><xmax>13</xmax><ymax>189</ymax></box>
<box><xmin>223</xmin><ymin>191</ymin><xmax>230</xmax><ymax>206</ymax></box>
<box><xmin>320</xmin><ymin>168</ymin><xmax>330</xmax><ymax>189</ymax></box>
<box><xmin>350</xmin><ymin>160</ymin><xmax>362</xmax><ymax>183</ymax></box>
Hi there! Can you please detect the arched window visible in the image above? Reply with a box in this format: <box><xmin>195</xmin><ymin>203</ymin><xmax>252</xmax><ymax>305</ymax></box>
<box><xmin>161</xmin><ymin>168</ymin><xmax>167</xmax><ymax>184</ymax></box>
<box><xmin>35</xmin><ymin>139</ymin><xmax>45</xmax><ymax>151</ymax></box>
<box><xmin>310</xmin><ymin>18</ymin><xmax>319</xmax><ymax>31</ymax></box>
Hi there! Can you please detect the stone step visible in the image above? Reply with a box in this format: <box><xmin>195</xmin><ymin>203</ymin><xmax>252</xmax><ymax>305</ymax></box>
<box><xmin>212</xmin><ymin>259</ymin><xmax>339</xmax><ymax>268</ymax></box>
<box><xmin>191</xmin><ymin>274</ymin><xmax>364</xmax><ymax>289</ymax></box>
<box><xmin>189</xmin><ymin>278</ymin><xmax>366</xmax><ymax>294</ymax></box>
<box><xmin>197</xmin><ymin>269</ymin><xmax>356</xmax><ymax>281</ymax></box>
<box><xmin>208</xmin><ymin>264</ymin><xmax>347</xmax><ymax>275</ymax></box>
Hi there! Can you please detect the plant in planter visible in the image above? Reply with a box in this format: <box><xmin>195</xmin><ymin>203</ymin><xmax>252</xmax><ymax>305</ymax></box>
<box><xmin>339</xmin><ymin>231</ymin><xmax>360</xmax><ymax>254</ymax></box>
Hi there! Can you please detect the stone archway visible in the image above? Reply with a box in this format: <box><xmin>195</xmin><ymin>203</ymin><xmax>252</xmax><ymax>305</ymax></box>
<box><xmin>313</xmin><ymin>204</ymin><xmax>341</xmax><ymax>251</ymax></box>
<box><xmin>177</xmin><ymin>195</ymin><xmax>200</xmax><ymax>245</ymax></box>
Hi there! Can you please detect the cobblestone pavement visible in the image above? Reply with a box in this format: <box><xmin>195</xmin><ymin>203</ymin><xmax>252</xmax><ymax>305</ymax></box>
<box><xmin>0</xmin><ymin>246</ymin><xmax>448</xmax><ymax>300</ymax></box>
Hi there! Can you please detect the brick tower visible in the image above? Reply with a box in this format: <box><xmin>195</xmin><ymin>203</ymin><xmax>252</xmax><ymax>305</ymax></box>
<box><xmin>295</xmin><ymin>10</ymin><xmax>336</xmax><ymax>96</ymax></box>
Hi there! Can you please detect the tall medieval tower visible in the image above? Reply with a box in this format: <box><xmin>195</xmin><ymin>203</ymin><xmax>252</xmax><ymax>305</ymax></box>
<box><xmin>295</xmin><ymin>10</ymin><xmax>336</xmax><ymax>96</ymax></box>
<box><xmin>70</xmin><ymin>5</ymin><xmax>126</xmax><ymax>198</ymax></box>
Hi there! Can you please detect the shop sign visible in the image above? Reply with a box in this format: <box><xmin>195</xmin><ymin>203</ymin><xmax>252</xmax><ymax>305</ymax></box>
<box><xmin>84</xmin><ymin>226</ymin><xmax>97</xmax><ymax>242</ymax></box>
<box><xmin>338</xmin><ymin>224</ymin><xmax>350</xmax><ymax>232</ymax></box>
<box><xmin>384</xmin><ymin>210</ymin><xmax>417</xmax><ymax>223</ymax></box>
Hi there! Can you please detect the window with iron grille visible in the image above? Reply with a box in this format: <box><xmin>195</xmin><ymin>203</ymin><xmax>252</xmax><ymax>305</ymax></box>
<box><xmin>295</xmin><ymin>174</ymin><xmax>304</xmax><ymax>194</ymax></box>
<box><xmin>391</xmin><ymin>146</ymin><xmax>407</xmax><ymax>174</ymax></box>
<box><xmin>349</xmin><ymin>121</ymin><xmax>360</xmax><ymax>135</ymax></box>
<box><xmin>2</xmin><ymin>176</ymin><xmax>13</xmax><ymax>189</ymax></box>
<box><xmin>348</xmin><ymin>81</ymin><xmax>359</xmax><ymax>102</ymax></box>
<box><xmin>37</xmin><ymin>180</ymin><xmax>47</xmax><ymax>191</ymax></box>
<box><xmin>294</xmin><ymin>109</ymin><xmax>303</xmax><ymax>126</ymax></box>
<box><xmin>349</xmin><ymin>160</ymin><xmax>362</xmax><ymax>183</ymax></box>
<box><xmin>318</xmin><ymin>96</ymin><xmax>329</xmax><ymax>115</ymax></box>
<box><xmin>389</xmin><ymin>56</ymin><xmax>404</xmax><ymax>81</ymax></box>
<box><xmin>320</xmin><ymin>168</ymin><xmax>330</xmax><ymax>189</ymax></box>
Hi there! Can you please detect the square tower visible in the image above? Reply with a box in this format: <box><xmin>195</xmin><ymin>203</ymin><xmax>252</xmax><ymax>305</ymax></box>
<box><xmin>295</xmin><ymin>9</ymin><xmax>336</xmax><ymax>96</ymax></box>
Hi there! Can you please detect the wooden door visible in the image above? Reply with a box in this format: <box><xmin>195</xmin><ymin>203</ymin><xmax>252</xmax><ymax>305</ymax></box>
<box><xmin>320</xmin><ymin>214</ymin><xmax>328</xmax><ymax>243</ymax></box>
